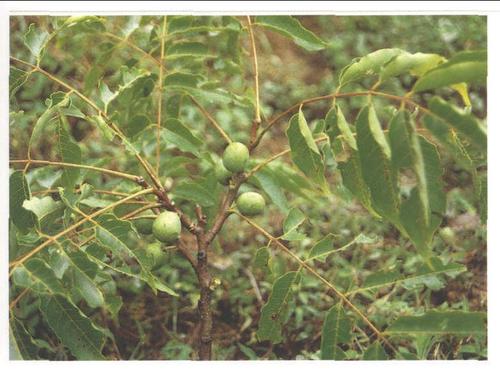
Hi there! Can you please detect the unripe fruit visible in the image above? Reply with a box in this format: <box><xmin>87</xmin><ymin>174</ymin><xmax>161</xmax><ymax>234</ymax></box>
<box><xmin>147</xmin><ymin>242</ymin><xmax>167</xmax><ymax>268</ymax></box>
<box><xmin>236</xmin><ymin>191</ymin><xmax>266</xmax><ymax>216</ymax></box>
<box><xmin>439</xmin><ymin>227</ymin><xmax>456</xmax><ymax>245</ymax></box>
<box><xmin>215</xmin><ymin>160</ymin><xmax>232</xmax><ymax>185</ymax></box>
<box><xmin>222</xmin><ymin>142</ymin><xmax>249</xmax><ymax>173</ymax></box>
<box><xmin>133</xmin><ymin>218</ymin><xmax>153</xmax><ymax>235</ymax></box>
<box><xmin>152</xmin><ymin>211</ymin><xmax>181</xmax><ymax>244</ymax></box>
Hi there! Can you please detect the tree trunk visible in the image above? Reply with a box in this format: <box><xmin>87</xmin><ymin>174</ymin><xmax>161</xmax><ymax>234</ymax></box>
<box><xmin>196</xmin><ymin>237</ymin><xmax>213</xmax><ymax>360</ymax></box>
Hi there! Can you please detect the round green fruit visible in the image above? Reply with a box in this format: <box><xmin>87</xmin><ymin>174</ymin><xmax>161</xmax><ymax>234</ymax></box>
<box><xmin>236</xmin><ymin>191</ymin><xmax>266</xmax><ymax>216</ymax></box>
<box><xmin>215</xmin><ymin>160</ymin><xmax>232</xmax><ymax>185</ymax></box>
<box><xmin>147</xmin><ymin>242</ymin><xmax>167</xmax><ymax>268</ymax></box>
<box><xmin>222</xmin><ymin>142</ymin><xmax>249</xmax><ymax>173</ymax></box>
<box><xmin>152</xmin><ymin>211</ymin><xmax>181</xmax><ymax>244</ymax></box>
<box><xmin>439</xmin><ymin>227</ymin><xmax>456</xmax><ymax>245</ymax></box>
<box><xmin>133</xmin><ymin>218</ymin><xmax>153</xmax><ymax>235</ymax></box>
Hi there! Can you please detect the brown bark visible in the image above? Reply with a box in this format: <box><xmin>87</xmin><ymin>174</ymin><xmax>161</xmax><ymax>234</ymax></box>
<box><xmin>196</xmin><ymin>236</ymin><xmax>213</xmax><ymax>360</ymax></box>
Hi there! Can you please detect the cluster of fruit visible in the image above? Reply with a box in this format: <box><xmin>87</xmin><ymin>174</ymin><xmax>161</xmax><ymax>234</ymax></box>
<box><xmin>134</xmin><ymin>142</ymin><xmax>265</xmax><ymax>246</ymax></box>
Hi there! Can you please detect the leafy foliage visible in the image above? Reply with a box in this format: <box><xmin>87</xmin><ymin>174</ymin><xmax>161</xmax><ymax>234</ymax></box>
<box><xmin>9</xmin><ymin>15</ymin><xmax>486</xmax><ymax>361</ymax></box>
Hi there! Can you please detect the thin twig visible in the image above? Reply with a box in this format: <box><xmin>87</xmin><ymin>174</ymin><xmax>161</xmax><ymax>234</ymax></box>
<box><xmin>189</xmin><ymin>96</ymin><xmax>232</xmax><ymax>144</ymax></box>
<box><xmin>9</xmin><ymin>288</ymin><xmax>30</xmax><ymax>311</ymax></box>
<box><xmin>10</xmin><ymin>159</ymin><xmax>140</xmax><ymax>182</ymax></box>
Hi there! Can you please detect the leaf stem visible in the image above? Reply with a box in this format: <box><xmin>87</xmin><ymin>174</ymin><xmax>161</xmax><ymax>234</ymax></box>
<box><xmin>9</xmin><ymin>159</ymin><xmax>140</xmax><ymax>182</ymax></box>
<box><xmin>156</xmin><ymin>16</ymin><xmax>168</xmax><ymax>173</ymax></box>
<box><xmin>246</xmin><ymin>16</ymin><xmax>261</xmax><ymax>125</ymax></box>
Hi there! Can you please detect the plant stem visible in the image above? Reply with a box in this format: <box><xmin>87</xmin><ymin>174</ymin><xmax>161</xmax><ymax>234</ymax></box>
<box><xmin>196</xmin><ymin>234</ymin><xmax>213</xmax><ymax>360</ymax></box>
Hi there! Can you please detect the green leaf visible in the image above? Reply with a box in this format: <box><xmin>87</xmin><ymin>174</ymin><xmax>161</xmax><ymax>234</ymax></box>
<box><xmin>325</xmin><ymin>105</ymin><xmax>357</xmax><ymax>150</ymax></box>
<box><xmin>251</xmin><ymin>168</ymin><xmax>289</xmax><ymax>212</ymax></box>
<box><xmin>428</xmin><ymin>97</ymin><xmax>487</xmax><ymax>152</ymax></box>
<box><xmin>10</xmin><ymin>318</ymin><xmax>40</xmax><ymax>360</ymax></box>
<box><xmin>254</xmin><ymin>246</ymin><xmax>271</xmax><ymax>273</ymax></box>
<box><xmin>388</xmin><ymin>111</ymin><xmax>412</xmax><ymax>169</ymax></box>
<box><xmin>87</xmin><ymin>115</ymin><xmax>115</xmax><ymax>142</ymax></box>
<box><xmin>404</xmin><ymin>112</ymin><xmax>430</xmax><ymax>224</ymax></box>
<box><xmin>363</xmin><ymin>342</ymin><xmax>388</xmax><ymax>360</ymax></box>
<box><xmin>400</xmin><ymin>137</ymin><xmax>446</xmax><ymax>259</ymax></box>
<box><xmin>172</xmin><ymin>179</ymin><xmax>217</xmax><ymax>207</ymax></box>
<box><xmin>120</xmin><ymin>16</ymin><xmax>141</xmax><ymax>38</ymax></box>
<box><xmin>339</xmin><ymin>48</ymin><xmax>403</xmax><ymax>87</ymax></box>
<box><xmin>413</xmin><ymin>50</ymin><xmax>487</xmax><ymax>92</ymax></box>
<box><xmin>380</xmin><ymin>52</ymin><xmax>445</xmax><ymax>81</ymax></box>
<box><xmin>356</xmin><ymin>105</ymin><xmax>399</xmax><ymax>225</ymax></box>
<box><xmin>320</xmin><ymin>304</ymin><xmax>352</xmax><ymax>360</ymax></box>
<box><xmin>338</xmin><ymin>153</ymin><xmax>376</xmax><ymax>216</ymax></box>
<box><xmin>257</xmin><ymin>271</ymin><xmax>299</xmax><ymax>343</ymax></box>
<box><xmin>29</xmin><ymin>93</ymin><xmax>71</xmax><ymax>155</ymax></box>
<box><xmin>23</xmin><ymin>196</ymin><xmax>64</xmax><ymax>231</ymax></box>
<box><xmin>57</xmin><ymin>116</ymin><xmax>82</xmax><ymax>189</ymax></box>
<box><xmin>10</xmin><ymin>66</ymin><xmax>31</xmax><ymax>97</ymax></box>
<box><xmin>309</xmin><ymin>233</ymin><xmax>378</xmax><ymax>262</ymax></box>
<box><xmin>166</xmin><ymin>41</ymin><xmax>213</xmax><ymax>58</ymax></box>
<box><xmin>66</xmin><ymin>250</ymin><xmax>104</xmax><ymax>308</ymax></box>
<box><xmin>164</xmin><ymin>72</ymin><xmax>205</xmax><ymax>89</ymax></box>
<box><xmin>10</xmin><ymin>171</ymin><xmax>37</xmax><ymax>232</ymax></box>
<box><xmin>254</xmin><ymin>16</ymin><xmax>326</xmax><ymax>52</ymax></box>
<box><xmin>39</xmin><ymin>294</ymin><xmax>106</xmax><ymax>360</ymax></box>
<box><xmin>386</xmin><ymin>310</ymin><xmax>486</xmax><ymax>336</ymax></box>
<box><xmin>61</xmin><ymin>16</ymin><xmax>106</xmax><ymax>33</ymax></box>
<box><xmin>280</xmin><ymin>208</ymin><xmax>306</xmax><ymax>241</ymax></box>
<box><xmin>308</xmin><ymin>234</ymin><xmax>335</xmax><ymax>262</ymax></box>
<box><xmin>107</xmin><ymin>68</ymin><xmax>155</xmax><ymax>114</ymax></box>
<box><xmin>350</xmin><ymin>257</ymin><xmax>466</xmax><ymax>294</ymax></box>
<box><xmin>286</xmin><ymin>110</ymin><xmax>327</xmax><ymax>190</ymax></box>
<box><xmin>162</xmin><ymin>118</ymin><xmax>203</xmax><ymax>156</ymax></box>
<box><xmin>24</xmin><ymin>23</ymin><xmax>49</xmax><ymax>60</ymax></box>
<box><xmin>422</xmin><ymin>114</ymin><xmax>475</xmax><ymax>171</ymax></box>
<box><xmin>13</xmin><ymin>258</ymin><xmax>66</xmax><ymax>295</ymax></box>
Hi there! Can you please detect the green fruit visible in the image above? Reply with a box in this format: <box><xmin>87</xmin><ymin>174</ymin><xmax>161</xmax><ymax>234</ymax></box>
<box><xmin>215</xmin><ymin>160</ymin><xmax>232</xmax><ymax>185</ymax></box>
<box><xmin>152</xmin><ymin>211</ymin><xmax>181</xmax><ymax>244</ymax></box>
<box><xmin>236</xmin><ymin>191</ymin><xmax>266</xmax><ymax>216</ymax></box>
<box><xmin>439</xmin><ymin>227</ymin><xmax>456</xmax><ymax>245</ymax></box>
<box><xmin>147</xmin><ymin>242</ymin><xmax>166</xmax><ymax>268</ymax></box>
<box><xmin>133</xmin><ymin>218</ymin><xmax>153</xmax><ymax>235</ymax></box>
<box><xmin>222</xmin><ymin>142</ymin><xmax>249</xmax><ymax>173</ymax></box>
